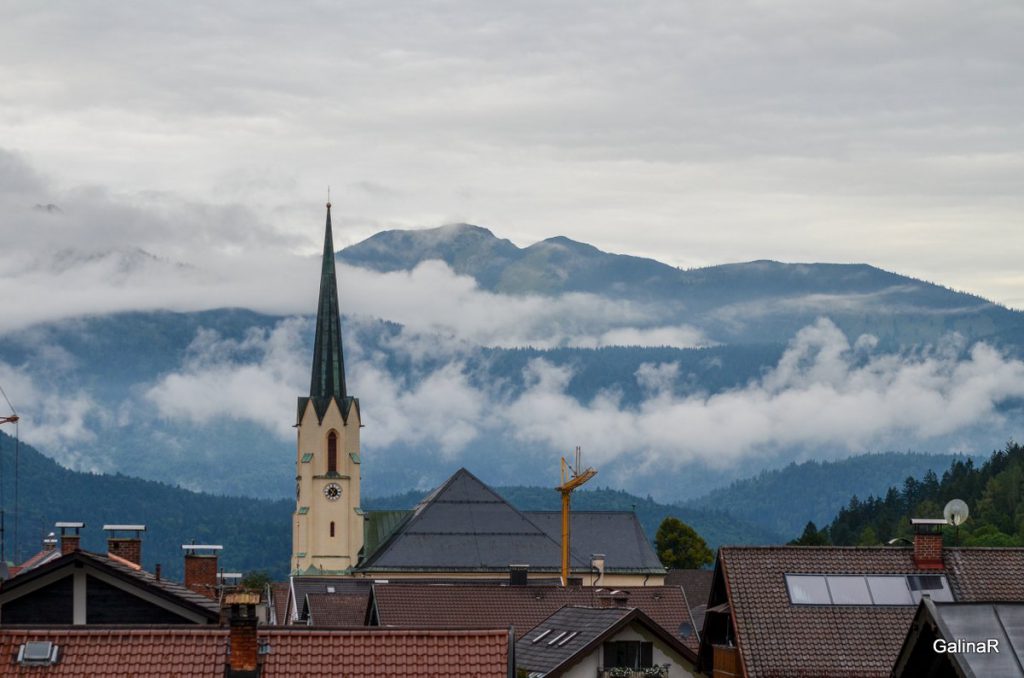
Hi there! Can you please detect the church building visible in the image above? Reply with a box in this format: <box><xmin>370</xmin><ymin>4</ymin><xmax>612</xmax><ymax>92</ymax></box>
<box><xmin>292</xmin><ymin>204</ymin><xmax>665</xmax><ymax>586</ymax></box>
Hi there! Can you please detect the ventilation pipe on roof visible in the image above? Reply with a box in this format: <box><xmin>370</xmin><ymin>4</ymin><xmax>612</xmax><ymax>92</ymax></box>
<box><xmin>591</xmin><ymin>554</ymin><xmax>605</xmax><ymax>585</ymax></box>
<box><xmin>42</xmin><ymin>532</ymin><xmax>57</xmax><ymax>552</ymax></box>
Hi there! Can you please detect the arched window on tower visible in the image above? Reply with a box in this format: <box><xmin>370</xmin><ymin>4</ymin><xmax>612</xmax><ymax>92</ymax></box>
<box><xmin>330</xmin><ymin>521</ymin><xmax>336</xmax><ymax>538</ymax></box>
<box><xmin>327</xmin><ymin>431</ymin><xmax>338</xmax><ymax>474</ymax></box>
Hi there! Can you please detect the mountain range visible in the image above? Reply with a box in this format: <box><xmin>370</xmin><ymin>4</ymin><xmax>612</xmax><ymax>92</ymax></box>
<box><xmin>0</xmin><ymin>223</ymin><xmax>1021</xmax><ymax>505</ymax></box>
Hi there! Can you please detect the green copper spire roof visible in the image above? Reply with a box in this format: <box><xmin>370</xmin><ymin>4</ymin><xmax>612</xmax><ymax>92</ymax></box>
<box><xmin>308</xmin><ymin>202</ymin><xmax>348</xmax><ymax>414</ymax></box>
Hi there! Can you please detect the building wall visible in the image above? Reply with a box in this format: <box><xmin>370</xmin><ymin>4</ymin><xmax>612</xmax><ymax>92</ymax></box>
<box><xmin>561</xmin><ymin>624</ymin><xmax>696</xmax><ymax>678</ymax></box>
<box><xmin>293</xmin><ymin>398</ymin><xmax>363</xmax><ymax>573</ymax></box>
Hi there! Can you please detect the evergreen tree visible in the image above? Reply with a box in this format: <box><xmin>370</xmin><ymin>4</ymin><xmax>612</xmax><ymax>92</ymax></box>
<box><xmin>789</xmin><ymin>521</ymin><xmax>830</xmax><ymax>545</ymax></box>
<box><xmin>654</xmin><ymin>517</ymin><xmax>713</xmax><ymax>569</ymax></box>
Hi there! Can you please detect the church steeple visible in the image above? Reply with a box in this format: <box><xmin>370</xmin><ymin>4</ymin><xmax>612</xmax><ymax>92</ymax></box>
<box><xmin>293</xmin><ymin>200</ymin><xmax>364</xmax><ymax>575</ymax></box>
<box><xmin>308</xmin><ymin>201</ymin><xmax>348</xmax><ymax>417</ymax></box>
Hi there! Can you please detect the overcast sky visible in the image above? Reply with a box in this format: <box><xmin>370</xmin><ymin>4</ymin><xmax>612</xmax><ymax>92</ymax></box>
<box><xmin>2</xmin><ymin>0</ymin><xmax>1023</xmax><ymax>308</ymax></box>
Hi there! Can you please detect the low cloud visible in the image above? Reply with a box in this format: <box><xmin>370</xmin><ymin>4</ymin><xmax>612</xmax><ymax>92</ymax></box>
<box><xmin>0</xmin><ymin>361</ymin><xmax>100</xmax><ymax>468</ymax></box>
<box><xmin>142</xmin><ymin>317</ymin><xmax>1024</xmax><ymax>483</ymax></box>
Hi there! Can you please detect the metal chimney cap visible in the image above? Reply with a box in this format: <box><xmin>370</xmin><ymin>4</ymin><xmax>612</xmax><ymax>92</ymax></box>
<box><xmin>103</xmin><ymin>524</ymin><xmax>146</xmax><ymax>531</ymax></box>
<box><xmin>181</xmin><ymin>544</ymin><xmax>224</xmax><ymax>551</ymax></box>
<box><xmin>55</xmin><ymin>522</ymin><xmax>85</xmax><ymax>529</ymax></box>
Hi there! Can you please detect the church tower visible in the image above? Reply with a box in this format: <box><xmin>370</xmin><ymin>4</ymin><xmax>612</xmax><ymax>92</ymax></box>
<box><xmin>293</xmin><ymin>202</ymin><xmax>363</xmax><ymax>574</ymax></box>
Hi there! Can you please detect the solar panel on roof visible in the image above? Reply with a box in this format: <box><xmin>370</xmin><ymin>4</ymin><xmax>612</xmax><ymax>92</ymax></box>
<box><xmin>866</xmin><ymin>576</ymin><xmax>914</xmax><ymax>605</ymax></box>
<box><xmin>908</xmin><ymin>575</ymin><xmax>954</xmax><ymax>602</ymax></box>
<box><xmin>786</xmin><ymin>575</ymin><xmax>830</xmax><ymax>604</ymax></box>
<box><xmin>826</xmin><ymin>576</ymin><xmax>872</xmax><ymax>605</ymax></box>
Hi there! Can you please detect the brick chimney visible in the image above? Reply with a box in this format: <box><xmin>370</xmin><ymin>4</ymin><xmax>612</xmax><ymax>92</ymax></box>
<box><xmin>225</xmin><ymin>592</ymin><xmax>262</xmax><ymax>677</ymax></box>
<box><xmin>183</xmin><ymin>544</ymin><xmax>223</xmax><ymax>599</ymax></box>
<box><xmin>103</xmin><ymin>524</ymin><xmax>145</xmax><ymax>566</ymax></box>
<box><xmin>912</xmin><ymin>518</ymin><xmax>946</xmax><ymax>570</ymax></box>
<box><xmin>55</xmin><ymin>522</ymin><xmax>84</xmax><ymax>555</ymax></box>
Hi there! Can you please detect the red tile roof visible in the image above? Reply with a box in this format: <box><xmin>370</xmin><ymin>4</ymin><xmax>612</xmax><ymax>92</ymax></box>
<box><xmin>11</xmin><ymin>547</ymin><xmax>61</xmax><ymax>575</ymax></box>
<box><xmin>711</xmin><ymin>546</ymin><xmax>1024</xmax><ymax>678</ymax></box>
<box><xmin>0</xmin><ymin>628</ymin><xmax>227</xmax><ymax>677</ymax></box>
<box><xmin>0</xmin><ymin>627</ymin><xmax>511</xmax><ymax>678</ymax></box>
<box><xmin>371</xmin><ymin>583</ymin><xmax>697</xmax><ymax>652</ymax></box>
<box><xmin>262</xmin><ymin>628</ymin><xmax>510</xmax><ymax>677</ymax></box>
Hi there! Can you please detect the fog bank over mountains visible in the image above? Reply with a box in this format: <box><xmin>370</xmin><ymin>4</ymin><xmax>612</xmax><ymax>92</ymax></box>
<box><xmin>0</xmin><ymin>220</ymin><xmax>1022</xmax><ymax>500</ymax></box>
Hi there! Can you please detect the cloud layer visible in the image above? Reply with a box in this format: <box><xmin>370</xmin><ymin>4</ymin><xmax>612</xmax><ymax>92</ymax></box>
<box><xmin>140</xmin><ymin>317</ymin><xmax>1024</xmax><ymax>487</ymax></box>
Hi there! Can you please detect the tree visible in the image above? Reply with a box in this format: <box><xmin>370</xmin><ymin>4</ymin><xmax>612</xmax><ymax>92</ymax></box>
<box><xmin>655</xmin><ymin>516</ymin><xmax>713</xmax><ymax>569</ymax></box>
<box><xmin>789</xmin><ymin>521</ymin><xmax>830</xmax><ymax>546</ymax></box>
<box><xmin>240</xmin><ymin>570</ymin><xmax>272</xmax><ymax>592</ymax></box>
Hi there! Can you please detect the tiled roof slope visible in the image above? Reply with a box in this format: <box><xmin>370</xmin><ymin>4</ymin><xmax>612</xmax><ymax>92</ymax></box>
<box><xmin>371</xmin><ymin>583</ymin><xmax>698</xmax><ymax>652</ymax></box>
<box><xmin>270</xmin><ymin>582</ymin><xmax>290</xmax><ymax>625</ymax></box>
<box><xmin>0</xmin><ymin>628</ymin><xmax>510</xmax><ymax>678</ymax></box>
<box><xmin>359</xmin><ymin>468</ymin><xmax>584</xmax><ymax>572</ymax></box>
<box><xmin>665</xmin><ymin>568</ymin><xmax>713</xmax><ymax>610</ymax></box>
<box><xmin>515</xmin><ymin>606</ymin><xmax>631</xmax><ymax>674</ymax></box>
<box><xmin>0</xmin><ymin>550</ymin><xmax>219</xmax><ymax>620</ymax></box>
<box><xmin>0</xmin><ymin>628</ymin><xmax>227</xmax><ymax>677</ymax></box>
<box><xmin>289</xmin><ymin>576</ymin><xmax>371</xmax><ymax>623</ymax></box>
<box><xmin>305</xmin><ymin>592</ymin><xmax>370</xmax><ymax>626</ymax></box>
<box><xmin>717</xmin><ymin>546</ymin><xmax>1024</xmax><ymax>678</ymax></box>
<box><xmin>261</xmin><ymin>628</ymin><xmax>510</xmax><ymax>677</ymax></box>
<box><xmin>11</xmin><ymin>547</ymin><xmax>61</xmax><ymax>575</ymax></box>
<box><xmin>525</xmin><ymin>511</ymin><xmax>664</xmax><ymax>573</ymax></box>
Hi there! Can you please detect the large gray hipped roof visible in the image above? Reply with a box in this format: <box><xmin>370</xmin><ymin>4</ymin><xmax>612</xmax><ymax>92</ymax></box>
<box><xmin>358</xmin><ymin>468</ymin><xmax>664</xmax><ymax>575</ymax></box>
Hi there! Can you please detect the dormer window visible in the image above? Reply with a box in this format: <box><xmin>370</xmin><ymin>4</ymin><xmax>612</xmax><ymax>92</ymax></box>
<box><xmin>327</xmin><ymin>432</ymin><xmax>338</xmax><ymax>474</ymax></box>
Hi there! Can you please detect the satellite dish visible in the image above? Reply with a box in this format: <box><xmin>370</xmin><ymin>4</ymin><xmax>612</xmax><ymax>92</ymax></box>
<box><xmin>944</xmin><ymin>499</ymin><xmax>969</xmax><ymax>526</ymax></box>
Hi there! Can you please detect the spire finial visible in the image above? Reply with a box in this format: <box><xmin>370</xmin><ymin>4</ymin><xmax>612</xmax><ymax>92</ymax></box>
<box><xmin>327</xmin><ymin>186</ymin><xmax>331</xmax><ymax>209</ymax></box>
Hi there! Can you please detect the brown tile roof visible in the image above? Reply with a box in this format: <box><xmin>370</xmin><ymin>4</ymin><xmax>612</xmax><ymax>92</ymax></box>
<box><xmin>261</xmin><ymin>628</ymin><xmax>510</xmax><ymax>677</ymax></box>
<box><xmin>0</xmin><ymin>628</ymin><xmax>227</xmax><ymax>677</ymax></box>
<box><xmin>270</xmin><ymin>582</ymin><xmax>290</xmax><ymax>625</ymax></box>
<box><xmin>714</xmin><ymin>546</ymin><xmax>1024</xmax><ymax>678</ymax></box>
<box><xmin>371</xmin><ymin>583</ymin><xmax>698</xmax><ymax>653</ymax></box>
<box><xmin>304</xmin><ymin>592</ymin><xmax>370</xmax><ymax>626</ymax></box>
<box><xmin>665</xmin><ymin>568</ymin><xmax>713</xmax><ymax>610</ymax></box>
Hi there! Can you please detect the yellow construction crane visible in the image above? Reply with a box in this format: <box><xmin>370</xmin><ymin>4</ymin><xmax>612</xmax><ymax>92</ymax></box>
<box><xmin>556</xmin><ymin>446</ymin><xmax>596</xmax><ymax>586</ymax></box>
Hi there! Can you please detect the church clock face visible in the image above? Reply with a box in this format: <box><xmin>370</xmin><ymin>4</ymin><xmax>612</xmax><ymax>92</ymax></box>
<box><xmin>323</xmin><ymin>482</ymin><xmax>342</xmax><ymax>501</ymax></box>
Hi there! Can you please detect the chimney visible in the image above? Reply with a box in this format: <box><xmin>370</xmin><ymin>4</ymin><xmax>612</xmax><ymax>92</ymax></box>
<box><xmin>103</xmin><ymin>524</ymin><xmax>145</xmax><ymax>566</ymax></box>
<box><xmin>183</xmin><ymin>544</ymin><xmax>223</xmax><ymax>599</ymax></box>
<box><xmin>509</xmin><ymin>564</ymin><xmax>529</xmax><ymax>586</ymax></box>
<box><xmin>55</xmin><ymin>522</ymin><xmax>84</xmax><ymax>555</ymax></box>
<box><xmin>225</xmin><ymin>592</ymin><xmax>262</xmax><ymax>676</ymax></box>
<box><xmin>42</xmin><ymin>532</ymin><xmax>58</xmax><ymax>552</ymax></box>
<box><xmin>911</xmin><ymin>518</ymin><xmax>946</xmax><ymax>570</ymax></box>
<box><xmin>591</xmin><ymin>553</ymin><xmax>605</xmax><ymax>584</ymax></box>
